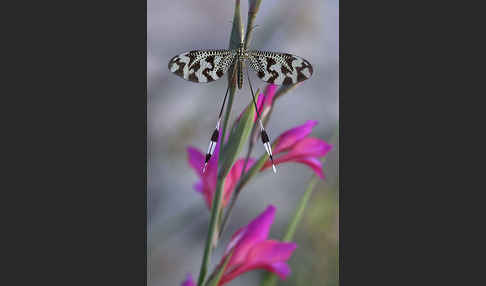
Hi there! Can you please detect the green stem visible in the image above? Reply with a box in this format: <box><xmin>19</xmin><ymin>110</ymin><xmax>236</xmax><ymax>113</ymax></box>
<box><xmin>260</xmin><ymin>175</ymin><xmax>320</xmax><ymax>286</ymax></box>
<box><xmin>196</xmin><ymin>86</ymin><xmax>236</xmax><ymax>285</ymax></box>
<box><xmin>197</xmin><ymin>2</ymin><xmax>242</xmax><ymax>281</ymax></box>
<box><xmin>197</xmin><ymin>46</ymin><xmax>238</xmax><ymax>286</ymax></box>
<box><xmin>197</xmin><ymin>175</ymin><xmax>227</xmax><ymax>286</ymax></box>
<box><xmin>283</xmin><ymin>176</ymin><xmax>319</xmax><ymax>242</ymax></box>
<box><xmin>259</xmin><ymin>124</ymin><xmax>338</xmax><ymax>286</ymax></box>
<box><xmin>218</xmin><ymin>89</ymin><xmax>265</xmax><ymax>239</ymax></box>
<box><xmin>244</xmin><ymin>0</ymin><xmax>262</xmax><ymax>49</ymax></box>
<box><xmin>198</xmin><ymin>0</ymin><xmax>263</xmax><ymax>284</ymax></box>
<box><xmin>213</xmin><ymin>0</ymin><xmax>264</xmax><ymax>240</ymax></box>
<box><xmin>218</xmin><ymin>123</ymin><xmax>257</xmax><ymax>239</ymax></box>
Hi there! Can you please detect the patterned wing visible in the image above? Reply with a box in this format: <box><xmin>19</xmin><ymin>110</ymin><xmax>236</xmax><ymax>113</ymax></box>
<box><xmin>168</xmin><ymin>49</ymin><xmax>237</xmax><ymax>83</ymax></box>
<box><xmin>247</xmin><ymin>51</ymin><xmax>313</xmax><ymax>85</ymax></box>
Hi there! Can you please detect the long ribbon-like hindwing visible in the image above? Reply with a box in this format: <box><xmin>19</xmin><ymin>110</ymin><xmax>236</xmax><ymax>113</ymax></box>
<box><xmin>168</xmin><ymin>43</ymin><xmax>313</xmax><ymax>174</ymax></box>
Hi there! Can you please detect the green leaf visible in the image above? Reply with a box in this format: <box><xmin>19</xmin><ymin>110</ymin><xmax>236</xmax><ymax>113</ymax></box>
<box><xmin>219</xmin><ymin>91</ymin><xmax>258</xmax><ymax>178</ymax></box>
<box><xmin>282</xmin><ymin>176</ymin><xmax>320</xmax><ymax>243</ymax></box>
<box><xmin>204</xmin><ymin>251</ymin><xmax>233</xmax><ymax>286</ymax></box>
<box><xmin>195</xmin><ymin>1</ymin><xmax>246</xmax><ymax>286</ymax></box>
<box><xmin>260</xmin><ymin>154</ymin><xmax>331</xmax><ymax>286</ymax></box>
<box><xmin>197</xmin><ymin>177</ymin><xmax>226</xmax><ymax>286</ymax></box>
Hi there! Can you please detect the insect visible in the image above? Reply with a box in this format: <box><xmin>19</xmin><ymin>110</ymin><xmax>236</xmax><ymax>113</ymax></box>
<box><xmin>168</xmin><ymin>39</ymin><xmax>313</xmax><ymax>173</ymax></box>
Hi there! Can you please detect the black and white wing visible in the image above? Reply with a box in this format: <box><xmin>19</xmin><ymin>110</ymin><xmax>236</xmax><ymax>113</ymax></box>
<box><xmin>168</xmin><ymin>50</ymin><xmax>237</xmax><ymax>83</ymax></box>
<box><xmin>247</xmin><ymin>51</ymin><xmax>313</xmax><ymax>85</ymax></box>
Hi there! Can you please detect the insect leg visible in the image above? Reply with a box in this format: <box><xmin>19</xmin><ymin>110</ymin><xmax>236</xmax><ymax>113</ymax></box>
<box><xmin>202</xmin><ymin>65</ymin><xmax>239</xmax><ymax>173</ymax></box>
<box><xmin>246</xmin><ymin>67</ymin><xmax>277</xmax><ymax>173</ymax></box>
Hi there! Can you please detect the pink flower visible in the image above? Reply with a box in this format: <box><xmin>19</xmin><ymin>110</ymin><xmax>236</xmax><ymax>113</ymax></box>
<box><xmin>235</xmin><ymin>84</ymin><xmax>278</xmax><ymax>123</ymax></box>
<box><xmin>215</xmin><ymin>205</ymin><xmax>297</xmax><ymax>285</ymax></box>
<box><xmin>254</xmin><ymin>84</ymin><xmax>278</xmax><ymax>121</ymax></box>
<box><xmin>261</xmin><ymin>120</ymin><xmax>333</xmax><ymax>179</ymax></box>
<box><xmin>187</xmin><ymin>139</ymin><xmax>255</xmax><ymax>210</ymax></box>
<box><xmin>180</xmin><ymin>274</ymin><xmax>195</xmax><ymax>286</ymax></box>
<box><xmin>188</xmin><ymin>120</ymin><xmax>332</xmax><ymax>209</ymax></box>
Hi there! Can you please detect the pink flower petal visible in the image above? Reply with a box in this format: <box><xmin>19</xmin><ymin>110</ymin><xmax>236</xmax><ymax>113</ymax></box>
<box><xmin>273</xmin><ymin>120</ymin><xmax>319</xmax><ymax>154</ymax></box>
<box><xmin>266</xmin><ymin>262</ymin><xmax>291</xmax><ymax>280</ymax></box>
<box><xmin>193</xmin><ymin>181</ymin><xmax>203</xmax><ymax>193</ymax></box>
<box><xmin>206</xmin><ymin>134</ymin><xmax>226</xmax><ymax>207</ymax></box>
<box><xmin>180</xmin><ymin>273</ymin><xmax>196</xmax><ymax>286</ymax></box>
<box><xmin>262</xmin><ymin>138</ymin><xmax>332</xmax><ymax>177</ymax></box>
<box><xmin>239</xmin><ymin>85</ymin><xmax>276</xmax><ymax>123</ymax></box>
<box><xmin>221</xmin><ymin>262</ymin><xmax>291</xmax><ymax>284</ymax></box>
<box><xmin>293</xmin><ymin>157</ymin><xmax>326</xmax><ymax>179</ymax></box>
<box><xmin>270</xmin><ymin>138</ymin><xmax>332</xmax><ymax>163</ymax></box>
<box><xmin>187</xmin><ymin>146</ymin><xmax>204</xmax><ymax>177</ymax></box>
<box><xmin>286</xmin><ymin>137</ymin><xmax>333</xmax><ymax>158</ymax></box>
<box><xmin>263</xmin><ymin>84</ymin><xmax>277</xmax><ymax>106</ymax></box>
<box><xmin>216</xmin><ymin>206</ymin><xmax>298</xmax><ymax>286</ymax></box>
<box><xmin>253</xmin><ymin>84</ymin><xmax>278</xmax><ymax>121</ymax></box>
<box><xmin>220</xmin><ymin>241</ymin><xmax>296</xmax><ymax>285</ymax></box>
<box><xmin>247</xmin><ymin>240</ymin><xmax>297</xmax><ymax>264</ymax></box>
<box><xmin>225</xmin><ymin>205</ymin><xmax>276</xmax><ymax>269</ymax></box>
<box><xmin>203</xmin><ymin>159</ymin><xmax>218</xmax><ymax>197</ymax></box>
<box><xmin>202</xmin><ymin>187</ymin><xmax>214</xmax><ymax>209</ymax></box>
<box><xmin>254</xmin><ymin>91</ymin><xmax>265</xmax><ymax>122</ymax></box>
<box><xmin>187</xmin><ymin>137</ymin><xmax>222</xmax><ymax>209</ymax></box>
<box><xmin>223</xmin><ymin>158</ymin><xmax>256</xmax><ymax>206</ymax></box>
<box><xmin>261</xmin><ymin>84</ymin><xmax>278</xmax><ymax>119</ymax></box>
<box><xmin>262</xmin><ymin>156</ymin><xmax>325</xmax><ymax>179</ymax></box>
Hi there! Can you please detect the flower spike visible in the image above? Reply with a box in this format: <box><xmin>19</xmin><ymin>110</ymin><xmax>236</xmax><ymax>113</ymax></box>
<box><xmin>187</xmin><ymin>120</ymin><xmax>331</xmax><ymax>210</ymax></box>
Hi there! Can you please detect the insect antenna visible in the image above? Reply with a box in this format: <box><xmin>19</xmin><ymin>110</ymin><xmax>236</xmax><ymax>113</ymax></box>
<box><xmin>246</xmin><ymin>67</ymin><xmax>277</xmax><ymax>173</ymax></box>
<box><xmin>202</xmin><ymin>66</ymin><xmax>238</xmax><ymax>173</ymax></box>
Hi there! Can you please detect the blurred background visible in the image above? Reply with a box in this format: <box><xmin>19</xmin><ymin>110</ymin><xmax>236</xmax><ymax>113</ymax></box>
<box><xmin>148</xmin><ymin>0</ymin><xmax>338</xmax><ymax>285</ymax></box>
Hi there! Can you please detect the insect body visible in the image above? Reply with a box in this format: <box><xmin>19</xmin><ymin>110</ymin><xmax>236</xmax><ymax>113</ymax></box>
<box><xmin>168</xmin><ymin>40</ymin><xmax>313</xmax><ymax>173</ymax></box>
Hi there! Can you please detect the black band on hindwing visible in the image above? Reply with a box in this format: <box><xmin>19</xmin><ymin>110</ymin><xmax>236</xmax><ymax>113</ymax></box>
<box><xmin>261</xmin><ymin>130</ymin><xmax>270</xmax><ymax>143</ymax></box>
